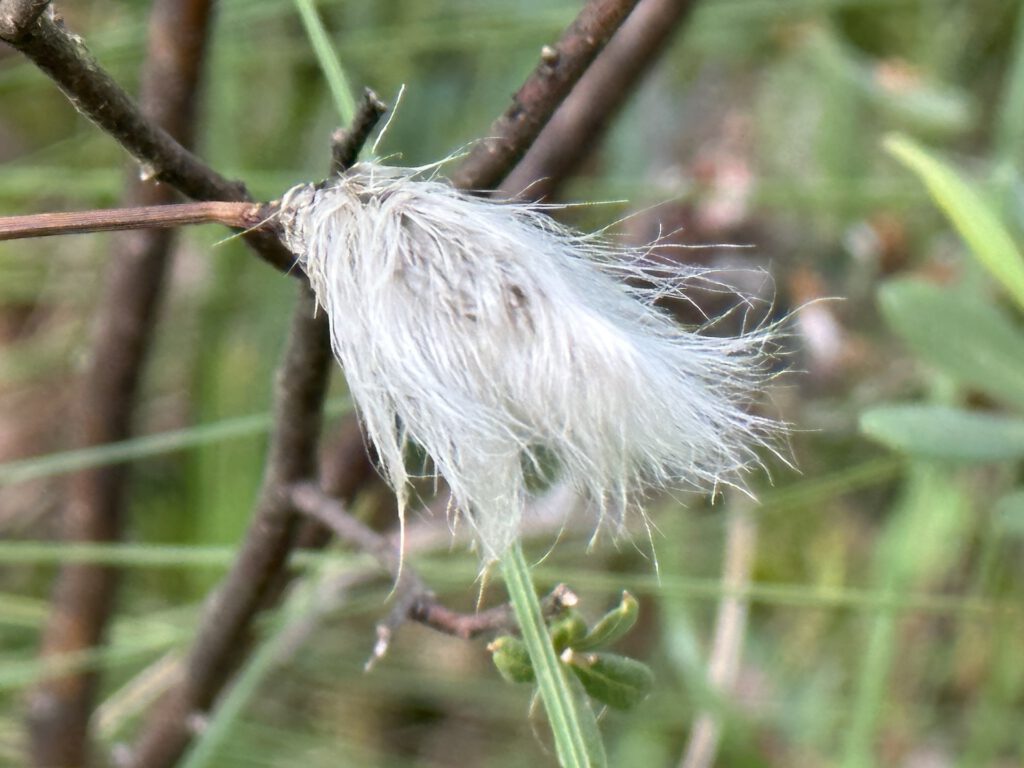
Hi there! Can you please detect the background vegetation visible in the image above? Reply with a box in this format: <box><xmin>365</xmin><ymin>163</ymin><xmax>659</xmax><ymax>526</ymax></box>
<box><xmin>1</xmin><ymin>0</ymin><xmax>1023</xmax><ymax>765</ymax></box>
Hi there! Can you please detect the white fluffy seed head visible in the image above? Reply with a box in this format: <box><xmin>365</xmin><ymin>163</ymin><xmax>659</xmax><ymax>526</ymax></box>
<box><xmin>280</xmin><ymin>162</ymin><xmax>784</xmax><ymax>560</ymax></box>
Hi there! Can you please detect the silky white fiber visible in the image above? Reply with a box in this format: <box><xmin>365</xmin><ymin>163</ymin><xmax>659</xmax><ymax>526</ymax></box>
<box><xmin>279</xmin><ymin>163</ymin><xmax>783</xmax><ymax>560</ymax></box>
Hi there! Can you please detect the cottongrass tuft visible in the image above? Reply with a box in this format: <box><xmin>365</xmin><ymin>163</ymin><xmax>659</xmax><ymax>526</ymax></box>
<box><xmin>279</xmin><ymin>163</ymin><xmax>785</xmax><ymax>560</ymax></box>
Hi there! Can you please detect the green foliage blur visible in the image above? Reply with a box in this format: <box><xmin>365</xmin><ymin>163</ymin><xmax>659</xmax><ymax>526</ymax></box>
<box><xmin>2</xmin><ymin>0</ymin><xmax>1024</xmax><ymax>766</ymax></box>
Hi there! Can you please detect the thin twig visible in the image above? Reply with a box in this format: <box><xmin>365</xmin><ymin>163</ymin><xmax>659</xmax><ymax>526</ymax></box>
<box><xmin>501</xmin><ymin>0</ymin><xmax>698</xmax><ymax>200</ymax></box>
<box><xmin>331</xmin><ymin>88</ymin><xmax>387</xmax><ymax>174</ymax></box>
<box><xmin>290</xmin><ymin>481</ymin><xmax>577</xmax><ymax>646</ymax></box>
<box><xmin>412</xmin><ymin>583</ymin><xmax>579</xmax><ymax>640</ymax></box>
<box><xmin>290</xmin><ymin>481</ymin><xmax>403</xmax><ymax>577</ymax></box>
<box><xmin>24</xmin><ymin>2</ymin><xmax>216</xmax><ymax>766</ymax></box>
<box><xmin>450</xmin><ymin>0</ymin><xmax>642</xmax><ymax>191</ymax></box>
<box><xmin>0</xmin><ymin>2</ymin><xmax>293</xmax><ymax>270</ymax></box>
<box><xmin>0</xmin><ymin>201</ymin><xmax>264</xmax><ymax>241</ymax></box>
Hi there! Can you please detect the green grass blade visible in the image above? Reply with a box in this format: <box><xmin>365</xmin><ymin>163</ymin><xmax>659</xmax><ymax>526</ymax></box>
<box><xmin>842</xmin><ymin>463</ymin><xmax>969</xmax><ymax>767</ymax></box>
<box><xmin>0</xmin><ymin>541</ymin><xmax>1010</xmax><ymax>616</ymax></box>
<box><xmin>0</xmin><ymin>397</ymin><xmax>350</xmax><ymax>485</ymax></box>
<box><xmin>883</xmin><ymin>133</ymin><xmax>1024</xmax><ymax>311</ymax></box>
<box><xmin>293</xmin><ymin>0</ymin><xmax>357</xmax><ymax>125</ymax></box>
<box><xmin>501</xmin><ymin>543</ymin><xmax>606</xmax><ymax>768</ymax></box>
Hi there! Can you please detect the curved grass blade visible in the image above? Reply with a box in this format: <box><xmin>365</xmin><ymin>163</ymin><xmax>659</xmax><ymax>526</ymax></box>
<box><xmin>884</xmin><ymin>134</ymin><xmax>1024</xmax><ymax>311</ymax></box>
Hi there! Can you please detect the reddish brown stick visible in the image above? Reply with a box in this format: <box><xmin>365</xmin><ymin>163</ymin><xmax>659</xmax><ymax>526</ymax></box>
<box><xmin>0</xmin><ymin>201</ymin><xmax>265</xmax><ymax>241</ymax></box>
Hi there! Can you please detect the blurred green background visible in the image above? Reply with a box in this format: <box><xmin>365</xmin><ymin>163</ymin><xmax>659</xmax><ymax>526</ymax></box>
<box><xmin>2</xmin><ymin>0</ymin><xmax>1024</xmax><ymax>765</ymax></box>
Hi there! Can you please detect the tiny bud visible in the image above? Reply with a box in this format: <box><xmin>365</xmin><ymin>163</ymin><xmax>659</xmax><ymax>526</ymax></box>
<box><xmin>553</xmin><ymin>584</ymin><xmax>580</xmax><ymax>609</ymax></box>
<box><xmin>573</xmin><ymin>591</ymin><xmax>639</xmax><ymax>651</ymax></box>
<box><xmin>489</xmin><ymin>635</ymin><xmax>535</xmax><ymax>684</ymax></box>
<box><xmin>550</xmin><ymin>611</ymin><xmax>588</xmax><ymax>652</ymax></box>
<box><xmin>365</xmin><ymin>624</ymin><xmax>392</xmax><ymax>671</ymax></box>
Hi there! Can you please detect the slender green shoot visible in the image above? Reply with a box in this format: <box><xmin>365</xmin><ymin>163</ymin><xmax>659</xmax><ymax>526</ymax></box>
<box><xmin>884</xmin><ymin>133</ymin><xmax>1024</xmax><ymax>311</ymax></box>
<box><xmin>501</xmin><ymin>543</ymin><xmax>606</xmax><ymax>768</ymax></box>
<box><xmin>293</xmin><ymin>0</ymin><xmax>357</xmax><ymax>125</ymax></box>
<box><xmin>0</xmin><ymin>397</ymin><xmax>351</xmax><ymax>485</ymax></box>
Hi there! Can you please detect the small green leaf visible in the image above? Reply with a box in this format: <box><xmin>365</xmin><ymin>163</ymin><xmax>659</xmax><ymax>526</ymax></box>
<box><xmin>878</xmin><ymin>279</ymin><xmax>1024</xmax><ymax>412</ymax></box>
<box><xmin>884</xmin><ymin>134</ymin><xmax>1024</xmax><ymax>311</ymax></box>
<box><xmin>489</xmin><ymin>636</ymin><xmax>535</xmax><ymax>684</ymax></box>
<box><xmin>861</xmin><ymin>404</ymin><xmax>1024</xmax><ymax>461</ymax></box>
<box><xmin>550</xmin><ymin>612</ymin><xmax>588</xmax><ymax>653</ymax></box>
<box><xmin>573</xmin><ymin>592</ymin><xmax>639</xmax><ymax>652</ymax></box>
<box><xmin>564</xmin><ymin>651</ymin><xmax>654</xmax><ymax>710</ymax></box>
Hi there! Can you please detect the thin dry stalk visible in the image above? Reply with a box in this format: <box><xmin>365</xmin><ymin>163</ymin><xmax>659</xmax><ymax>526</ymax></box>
<box><xmin>679</xmin><ymin>500</ymin><xmax>758</xmax><ymax>768</ymax></box>
<box><xmin>0</xmin><ymin>201</ymin><xmax>263</xmax><ymax>241</ymax></box>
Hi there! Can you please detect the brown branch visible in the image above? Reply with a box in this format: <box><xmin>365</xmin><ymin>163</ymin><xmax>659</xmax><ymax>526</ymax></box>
<box><xmin>0</xmin><ymin>201</ymin><xmax>264</xmax><ymax>241</ymax></box>
<box><xmin>407</xmin><ymin>599</ymin><xmax>519</xmax><ymax>641</ymax></box>
<box><xmin>124</xmin><ymin>93</ymin><xmax>386</xmax><ymax>768</ymax></box>
<box><xmin>409</xmin><ymin>581</ymin><xmax>578</xmax><ymax>641</ymax></box>
<box><xmin>290</xmin><ymin>481</ymin><xmax>577</xmax><ymax>646</ymax></box>
<box><xmin>331</xmin><ymin>88</ymin><xmax>387</xmax><ymax>174</ymax></box>
<box><xmin>24</xmin><ymin>1</ymin><xmax>216</xmax><ymax>766</ymax></box>
<box><xmin>127</xmin><ymin>283</ymin><xmax>332</xmax><ymax>768</ymax></box>
<box><xmin>0</xmin><ymin>0</ymin><xmax>48</xmax><ymax>39</ymax></box>
<box><xmin>450</xmin><ymin>0</ymin><xmax>642</xmax><ymax>191</ymax></box>
<box><xmin>0</xmin><ymin>2</ymin><xmax>294</xmax><ymax>271</ymax></box>
<box><xmin>291</xmin><ymin>481</ymin><xmax>404</xmax><ymax>578</ymax></box>
<box><xmin>500</xmin><ymin>0</ymin><xmax>698</xmax><ymax>200</ymax></box>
